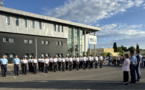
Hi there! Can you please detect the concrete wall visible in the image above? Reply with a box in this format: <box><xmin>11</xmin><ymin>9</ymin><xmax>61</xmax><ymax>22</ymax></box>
<box><xmin>0</xmin><ymin>13</ymin><xmax>68</xmax><ymax>39</ymax></box>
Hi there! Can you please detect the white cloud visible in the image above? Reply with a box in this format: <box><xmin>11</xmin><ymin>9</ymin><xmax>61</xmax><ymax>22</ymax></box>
<box><xmin>143</xmin><ymin>4</ymin><xmax>145</xmax><ymax>9</ymax></box>
<box><xmin>96</xmin><ymin>24</ymin><xmax>145</xmax><ymax>49</ymax></box>
<box><xmin>43</xmin><ymin>0</ymin><xmax>144</xmax><ymax>24</ymax></box>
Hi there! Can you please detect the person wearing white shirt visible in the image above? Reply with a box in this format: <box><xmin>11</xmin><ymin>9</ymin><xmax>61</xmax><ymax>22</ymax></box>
<box><xmin>53</xmin><ymin>57</ymin><xmax>58</xmax><ymax>72</ymax></box>
<box><xmin>99</xmin><ymin>56</ymin><xmax>103</xmax><ymax>68</ymax></box>
<box><xmin>88</xmin><ymin>55</ymin><xmax>92</xmax><ymax>69</ymax></box>
<box><xmin>86</xmin><ymin>56</ymin><xmax>89</xmax><ymax>68</ymax></box>
<box><xmin>44</xmin><ymin>57</ymin><xmax>49</xmax><ymax>73</ymax></box>
<box><xmin>28</xmin><ymin>57</ymin><xmax>33</xmax><ymax>72</ymax></box>
<box><xmin>83</xmin><ymin>56</ymin><xmax>87</xmax><ymax>69</ymax></box>
<box><xmin>69</xmin><ymin>56</ymin><xmax>73</xmax><ymax>71</ymax></box>
<box><xmin>57</xmin><ymin>57</ymin><xmax>62</xmax><ymax>71</ymax></box>
<box><xmin>21</xmin><ymin>57</ymin><xmax>28</xmax><ymax>75</ymax></box>
<box><xmin>38</xmin><ymin>57</ymin><xmax>42</xmax><ymax>71</ymax></box>
<box><xmin>33</xmin><ymin>57</ymin><xmax>37</xmax><ymax>74</ymax></box>
<box><xmin>49</xmin><ymin>56</ymin><xmax>54</xmax><ymax>71</ymax></box>
<box><xmin>61</xmin><ymin>57</ymin><xmax>65</xmax><ymax>71</ymax></box>
<box><xmin>73</xmin><ymin>56</ymin><xmax>76</xmax><ymax>69</ymax></box>
<box><xmin>65</xmin><ymin>56</ymin><xmax>69</xmax><ymax>70</ymax></box>
<box><xmin>90</xmin><ymin>56</ymin><xmax>94</xmax><ymax>68</ymax></box>
<box><xmin>79</xmin><ymin>56</ymin><xmax>83</xmax><ymax>69</ymax></box>
<box><xmin>41</xmin><ymin>57</ymin><xmax>45</xmax><ymax>72</ymax></box>
<box><xmin>122</xmin><ymin>54</ymin><xmax>130</xmax><ymax>85</ymax></box>
<box><xmin>76</xmin><ymin>56</ymin><xmax>80</xmax><ymax>70</ymax></box>
<box><xmin>94</xmin><ymin>55</ymin><xmax>98</xmax><ymax>68</ymax></box>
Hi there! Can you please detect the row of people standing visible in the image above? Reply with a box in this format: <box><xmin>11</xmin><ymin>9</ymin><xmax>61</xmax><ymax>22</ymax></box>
<box><xmin>0</xmin><ymin>55</ymin><xmax>104</xmax><ymax>77</ymax></box>
<box><xmin>122</xmin><ymin>50</ymin><xmax>142</xmax><ymax>85</ymax></box>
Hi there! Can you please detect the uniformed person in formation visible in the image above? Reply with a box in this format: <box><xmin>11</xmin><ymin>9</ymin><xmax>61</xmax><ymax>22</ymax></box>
<box><xmin>83</xmin><ymin>56</ymin><xmax>86</xmax><ymax>69</ymax></box>
<box><xmin>88</xmin><ymin>55</ymin><xmax>92</xmax><ymax>69</ymax></box>
<box><xmin>28</xmin><ymin>57</ymin><xmax>32</xmax><ymax>72</ymax></box>
<box><xmin>53</xmin><ymin>56</ymin><xmax>58</xmax><ymax>72</ymax></box>
<box><xmin>44</xmin><ymin>57</ymin><xmax>49</xmax><ymax>73</ymax></box>
<box><xmin>94</xmin><ymin>55</ymin><xmax>98</xmax><ymax>68</ymax></box>
<box><xmin>58</xmin><ymin>57</ymin><xmax>62</xmax><ymax>71</ymax></box>
<box><xmin>76</xmin><ymin>56</ymin><xmax>80</xmax><ymax>70</ymax></box>
<box><xmin>13</xmin><ymin>55</ymin><xmax>20</xmax><ymax>76</ymax></box>
<box><xmin>65</xmin><ymin>56</ymin><xmax>69</xmax><ymax>70</ymax></box>
<box><xmin>61</xmin><ymin>56</ymin><xmax>65</xmax><ymax>71</ymax></box>
<box><xmin>41</xmin><ymin>57</ymin><xmax>45</xmax><ymax>72</ymax></box>
<box><xmin>79</xmin><ymin>56</ymin><xmax>83</xmax><ymax>69</ymax></box>
<box><xmin>0</xmin><ymin>55</ymin><xmax>8</xmax><ymax>77</ymax></box>
<box><xmin>99</xmin><ymin>55</ymin><xmax>103</xmax><ymax>68</ymax></box>
<box><xmin>21</xmin><ymin>57</ymin><xmax>28</xmax><ymax>75</ymax></box>
<box><xmin>85</xmin><ymin>56</ymin><xmax>89</xmax><ymax>68</ymax></box>
<box><xmin>38</xmin><ymin>57</ymin><xmax>42</xmax><ymax>71</ymax></box>
<box><xmin>49</xmin><ymin>56</ymin><xmax>53</xmax><ymax>71</ymax></box>
<box><xmin>73</xmin><ymin>56</ymin><xmax>76</xmax><ymax>69</ymax></box>
<box><xmin>68</xmin><ymin>56</ymin><xmax>73</xmax><ymax>71</ymax></box>
<box><xmin>90</xmin><ymin>55</ymin><xmax>94</xmax><ymax>68</ymax></box>
<box><xmin>33</xmin><ymin>57</ymin><xmax>38</xmax><ymax>74</ymax></box>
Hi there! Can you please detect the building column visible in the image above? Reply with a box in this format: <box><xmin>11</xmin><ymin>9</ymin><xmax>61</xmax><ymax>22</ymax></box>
<box><xmin>84</xmin><ymin>30</ymin><xmax>86</xmax><ymax>56</ymax></box>
<box><xmin>35</xmin><ymin>39</ymin><xmax>38</xmax><ymax>59</ymax></box>
<box><xmin>89</xmin><ymin>31</ymin><xmax>91</xmax><ymax>55</ymax></box>
<box><xmin>94</xmin><ymin>32</ymin><xmax>96</xmax><ymax>56</ymax></box>
<box><xmin>78</xmin><ymin>29</ymin><xmax>80</xmax><ymax>56</ymax></box>
<box><xmin>72</xmin><ymin>27</ymin><xmax>75</xmax><ymax>57</ymax></box>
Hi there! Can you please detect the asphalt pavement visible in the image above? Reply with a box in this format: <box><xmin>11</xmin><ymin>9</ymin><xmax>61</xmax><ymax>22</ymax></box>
<box><xmin>0</xmin><ymin>65</ymin><xmax>145</xmax><ymax>90</ymax></box>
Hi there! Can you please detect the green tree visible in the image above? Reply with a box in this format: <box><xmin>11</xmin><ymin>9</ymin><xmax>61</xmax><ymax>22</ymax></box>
<box><xmin>99</xmin><ymin>53</ymin><xmax>108</xmax><ymax>56</ymax></box>
<box><xmin>121</xmin><ymin>45</ymin><xmax>128</xmax><ymax>51</ymax></box>
<box><xmin>113</xmin><ymin>42</ymin><xmax>118</xmax><ymax>52</ymax></box>
<box><xmin>107</xmin><ymin>53</ymin><xmax>112</xmax><ymax>56</ymax></box>
<box><xmin>136</xmin><ymin>43</ymin><xmax>139</xmax><ymax>51</ymax></box>
<box><xmin>128</xmin><ymin>46</ymin><xmax>136</xmax><ymax>52</ymax></box>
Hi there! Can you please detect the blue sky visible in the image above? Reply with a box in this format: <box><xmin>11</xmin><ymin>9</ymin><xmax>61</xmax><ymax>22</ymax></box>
<box><xmin>2</xmin><ymin>0</ymin><xmax>145</xmax><ymax>49</ymax></box>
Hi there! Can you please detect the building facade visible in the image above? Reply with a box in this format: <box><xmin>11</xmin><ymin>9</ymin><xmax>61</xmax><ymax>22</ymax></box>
<box><xmin>0</xmin><ymin>7</ymin><xmax>100</xmax><ymax>63</ymax></box>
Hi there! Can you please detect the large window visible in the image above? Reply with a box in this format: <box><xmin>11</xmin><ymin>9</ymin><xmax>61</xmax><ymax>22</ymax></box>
<box><xmin>24</xmin><ymin>19</ymin><xmax>27</xmax><ymax>27</ymax></box>
<box><xmin>58</xmin><ymin>25</ymin><xmax>60</xmax><ymax>32</ymax></box>
<box><xmin>29</xmin><ymin>40</ymin><xmax>33</xmax><ymax>44</ymax></box>
<box><xmin>54</xmin><ymin>24</ymin><xmax>56</xmax><ymax>31</ymax></box>
<box><xmin>67</xmin><ymin>28</ymin><xmax>73</xmax><ymax>56</ymax></box>
<box><xmin>41</xmin><ymin>41</ymin><xmax>45</xmax><ymax>45</ymax></box>
<box><xmin>32</xmin><ymin>20</ymin><xmax>35</xmax><ymax>28</ymax></box>
<box><xmin>56</xmin><ymin>42</ymin><xmax>59</xmax><ymax>45</ymax></box>
<box><xmin>9</xmin><ymin>38</ymin><xmax>14</xmax><ymax>43</ymax></box>
<box><xmin>3</xmin><ymin>37</ymin><xmax>8</xmax><ymax>42</ymax></box>
<box><xmin>15</xmin><ymin>17</ymin><xmax>19</xmax><ymax>26</ymax></box>
<box><xmin>39</xmin><ymin>21</ymin><xmax>42</xmax><ymax>29</ymax></box>
<box><xmin>24</xmin><ymin>39</ymin><xmax>28</xmax><ymax>44</ymax></box>
<box><xmin>6</xmin><ymin>16</ymin><xmax>10</xmax><ymax>25</ymax></box>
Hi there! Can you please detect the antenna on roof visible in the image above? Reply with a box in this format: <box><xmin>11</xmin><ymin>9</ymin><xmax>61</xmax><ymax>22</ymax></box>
<box><xmin>0</xmin><ymin>0</ymin><xmax>3</xmax><ymax>6</ymax></box>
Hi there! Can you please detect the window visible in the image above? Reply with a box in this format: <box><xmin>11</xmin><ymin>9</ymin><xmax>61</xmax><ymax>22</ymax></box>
<box><xmin>6</xmin><ymin>16</ymin><xmax>10</xmax><ymax>25</ymax></box>
<box><xmin>3</xmin><ymin>37</ymin><xmax>8</xmax><ymax>42</ymax></box>
<box><xmin>29</xmin><ymin>53</ymin><xmax>34</xmax><ymax>58</ymax></box>
<box><xmin>4</xmin><ymin>53</ymin><xmax>9</xmax><ymax>58</ymax></box>
<box><xmin>24</xmin><ymin>53</ymin><xmax>29</xmax><ymax>58</ymax></box>
<box><xmin>39</xmin><ymin>21</ymin><xmax>42</xmax><ymax>29</ymax></box>
<box><xmin>15</xmin><ymin>17</ymin><xmax>19</xmax><ymax>26</ymax></box>
<box><xmin>62</xmin><ymin>26</ymin><xmax>63</xmax><ymax>32</ymax></box>
<box><xmin>45</xmin><ymin>41</ymin><xmax>49</xmax><ymax>45</ymax></box>
<box><xmin>54</xmin><ymin>24</ymin><xmax>56</xmax><ymax>31</ymax></box>
<box><xmin>10</xmin><ymin>53</ymin><xmax>15</xmax><ymax>58</ymax></box>
<box><xmin>24</xmin><ymin>39</ymin><xmax>28</xmax><ymax>44</ymax></box>
<box><xmin>60</xmin><ymin>42</ymin><xmax>63</xmax><ymax>45</ymax></box>
<box><xmin>58</xmin><ymin>25</ymin><xmax>60</xmax><ymax>32</ymax></box>
<box><xmin>29</xmin><ymin>40</ymin><xmax>33</xmax><ymax>44</ymax></box>
<box><xmin>56</xmin><ymin>42</ymin><xmax>58</xmax><ymax>45</ymax></box>
<box><xmin>9</xmin><ymin>38</ymin><xmax>14</xmax><ymax>43</ymax></box>
<box><xmin>41</xmin><ymin>54</ymin><xmax>44</xmax><ymax>57</ymax></box>
<box><xmin>32</xmin><ymin>20</ymin><xmax>35</xmax><ymax>28</ymax></box>
<box><xmin>45</xmin><ymin>54</ymin><xmax>49</xmax><ymax>57</ymax></box>
<box><xmin>41</xmin><ymin>41</ymin><xmax>44</xmax><ymax>45</ymax></box>
<box><xmin>24</xmin><ymin>19</ymin><xmax>27</xmax><ymax>27</ymax></box>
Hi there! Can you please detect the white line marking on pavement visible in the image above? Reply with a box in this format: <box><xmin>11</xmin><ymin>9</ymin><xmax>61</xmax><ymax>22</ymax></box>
<box><xmin>8</xmin><ymin>68</ymin><xmax>16</xmax><ymax>79</ymax></box>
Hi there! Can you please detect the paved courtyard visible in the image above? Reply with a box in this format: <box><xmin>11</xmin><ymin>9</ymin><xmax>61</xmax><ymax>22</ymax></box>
<box><xmin>0</xmin><ymin>65</ymin><xmax>145</xmax><ymax>90</ymax></box>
